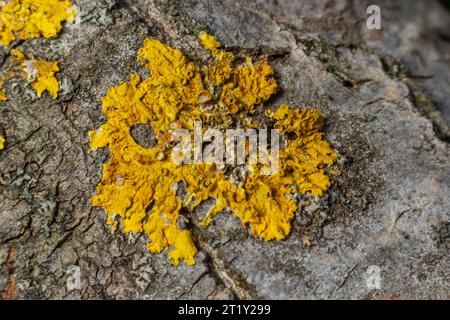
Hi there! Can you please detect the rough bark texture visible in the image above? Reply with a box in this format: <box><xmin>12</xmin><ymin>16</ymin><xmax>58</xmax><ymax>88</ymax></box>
<box><xmin>0</xmin><ymin>0</ymin><xmax>449</xmax><ymax>299</ymax></box>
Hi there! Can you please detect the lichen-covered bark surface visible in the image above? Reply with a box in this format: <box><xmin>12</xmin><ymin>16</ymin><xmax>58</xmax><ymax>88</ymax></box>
<box><xmin>0</xmin><ymin>0</ymin><xmax>449</xmax><ymax>299</ymax></box>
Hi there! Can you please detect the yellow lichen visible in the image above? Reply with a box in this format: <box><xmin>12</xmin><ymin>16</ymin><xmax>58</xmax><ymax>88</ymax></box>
<box><xmin>0</xmin><ymin>135</ymin><xmax>4</xmax><ymax>150</ymax></box>
<box><xmin>0</xmin><ymin>69</ymin><xmax>15</xmax><ymax>101</ymax></box>
<box><xmin>220</xmin><ymin>57</ymin><xmax>278</xmax><ymax>113</ymax></box>
<box><xmin>90</xmin><ymin>33</ymin><xmax>337</xmax><ymax>265</ymax></box>
<box><xmin>10</xmin><ymin>48</ymin><xmax>25</xmax><ymax>62</ymax></box>
<box><xmin>0</xmin><ymin>0</ymin><xmax>76</xmax><ymax>47</ymax></box>
<box><xmin>23</xmin><ymin>59</ymin><xmax>60</xmax><ymax>99</ymax></box>
<box><xmin>0</xmin><ymin>48</ymin><xmax>60</xmax><ymax>100</ymax></box>
<box><xmin>199</xmin><ymin>31</ymin><xmax>234</xmax><ymax>85</ymax></box>
<box><xmin>0</xmin><ymin>0</ymin><xmax>74</xmax><ymax>100</ymax></box>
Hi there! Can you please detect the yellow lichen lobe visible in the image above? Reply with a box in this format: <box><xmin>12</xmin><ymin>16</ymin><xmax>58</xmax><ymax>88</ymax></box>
<box><xmin>0</xmin><ymin>48</ymin><xmax>60</xmax><ymax>100</ymax></box>
<box><xmin>0</xmin><ymin>0</ymin><xmax>68</xmax><ymax>102</ymax></box>
<box><xmin>0</xmin><ymin>0</ymin><xmax>76</xmax><ymax>47</ymax></box>
<box><xmin>199</xmin><ymin>31</ymin><xmax>234</xmax><ymax>85</ymax></box>
<box><xmin>271</xmin><ymin>105</ymin><xmax>336</xmax><ymax>197</ymax></box>
<box><xmin>0</xmin><ymin>69</ymin><xmax>15</xmax><ymax>101</ymax></box>
<box><xmin>24</xmin><ymin>59</ymin><xmax>60</xmax><ymax>99</ymax></box>
<box><xmin>0</xmin><ymin>135</ymin><xmax>4</xmax><ymax>150</ymax></box>
<box><xmin>10</xmin><ymin>48</ymin><xmax>25</xmax><ymax>62</ymax></box>
<box><xmin>90</xmin><ymin>33</ymin><xmax>337</xmax><ymax>265</ymax></box>
<box><xmin>221</xmin><ymin>57</ymin><xmax>278</xmax><ymax>113</ymax></box>
<box><xmin>199</xmin><ymin>32</ymin><xmax>222</xmax><ymax>52</ymax></box>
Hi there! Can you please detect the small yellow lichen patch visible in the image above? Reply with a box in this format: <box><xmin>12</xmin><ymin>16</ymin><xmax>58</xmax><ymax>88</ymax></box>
<box><xmin>0</xmin><ymin>136</ymin><xmax>4</xmax><ymax>150</ymax></box>
<box><xmin>0</xmin><ymin>48</ymin><xmax>60</xmax><ymax>100</ymax></box>
<box><xmin>0</xmin><ymin>88</ymin><xmax>7</xmax><ymax>101</ymax></box>
<box><xmin>0</xmin><ymin>0</ymin><xmax>74</xmax><ymax>100</ymax></box>
<box><xmin>221</xmin><ymin>57</ymin><xmax>278</xmax><ymax>113</ymax></box>
<box><xmin>0</xmin><ymin>0</ymin><xmax>76</xmax><ymax>47</ymax></box>
<box><xmin>10</xmin><ymin>48</ymin><xmax>25</xmax><ymax>62</ymax></box>
<box><xmin>90</xmin><ymin>33</ymin><xmax>337</xmax><ymax>265</ymax></box>
<box><xmin>0</xmin><ymin>69</ymin><xmax>15</xmax><ymax>101</ymax></box>
<box><xmin>199</xmin><ymin>31</ymin><xmax>234</xmax><ymax>85</ymax></box>
<box><xmin>23</xmin><ymin>59</ymin><xmax>60</xmax><ymax>99</ymax></box>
